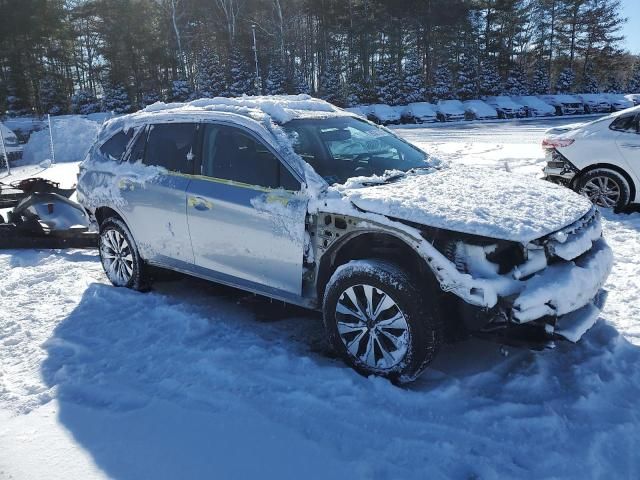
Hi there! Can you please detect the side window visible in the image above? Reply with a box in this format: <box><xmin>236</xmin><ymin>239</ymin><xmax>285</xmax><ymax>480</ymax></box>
<box><xmin>610</xmin><ymin>114</ymin><xmax>639</xmax><ymax>133</ymax></box>
<box><xmin>202</xmin><ymin>125</ymin><xmax>300</xmax><ymax>190</ymax></box>
<box><xmin>127</xmin><ymin>128</ymin><xmax>147</xmax><ymax>163</ymax></box>
<box><xmin>144</xmin><ymin>123</ymin><xmax>199</xmax><ymax>174</ymax></box>
<box><xmin>100</xmin><ymin>129</ymin><xmax>134</xmax><ymax>161</ymax></box>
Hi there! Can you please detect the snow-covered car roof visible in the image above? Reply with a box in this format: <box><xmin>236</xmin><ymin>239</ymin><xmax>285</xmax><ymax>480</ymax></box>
<box><xmin>436</xmin><ymin>100</ymin><xmax>465</xmax><ymax>114</ymax></box>
<box><xmin>485</xmin><ymin>96</ymin><xmax>524</xmax><ymax>109</ymax></box>
<box><xmin>602</xmin><ymin>93</ymin><xmax>634</xmax><ymax>106</ymax></box>
<box><xmin>403</xmin><ymin>102</ymin><xmax>438</xmax><ymax>118</ymax></box>
<box><xmin>512</xmin><ymin>96</ymin><xmax>556</xmax><ymax>112</ymax></box>
<box><xmin>368</xmin><ymin>104</ymin><xmax>401</xmax><ymax>120</ymax></box>
<box><xmin>542</xmin><ymin>94</ymin><xmax>582</xmax><ymax>104</ymax></box>
<box><xmin>576</xmin><ymin>93</ymin><xmax>610</xmax><ymax>103</ymax></box>
<box><xmin>462</xmin><ymin>100</ymin><xmax>497</xmax><ymax>117</ymax></box>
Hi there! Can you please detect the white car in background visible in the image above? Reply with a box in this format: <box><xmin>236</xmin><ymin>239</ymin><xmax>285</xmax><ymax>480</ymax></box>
<box><xmin>400</xmin><ymin>102</ymin><xmax>438</xmax><ymax>123</ymax></box>
<box><xmin>512</xmin><ymin>96</ymin><xmax>556</xmax><ymax>117</ymax></box>
<box><xmin>543</xmin><ymin>106</ymin><xmax>640</xmax><ymax>210</ymax></box>
<box><xmin>462</xmin><ymin>100</ymin><xmax>498</xmax><ymax>120</ymax></box>
<box><xmin>539</xmin><ymin>95</ymin><xmax>584</xmax><ymax>115</ymax></box>
<box><xmin>344</xmin><ymin>106</ymin><xmax>369</xmax><ymax>118</ymax></box>
<box><xmin>603</xmin><ymin>93</ymin><xmax>634</xmax><ymax>111</ymax></box>
<box><xmin>366</xmin><ymin>104</ymin><xmax>401</xmax><ymax>125</ymax></box>
<box><xmin>436</xmin><ymin>100</ymin><xmax>466</xmax><ymax>121</ymax></box>
<box><xmin>576</xmin><ymin>94</ymin><xmax>611</xmax><ymax>114</ymax></box>
<box><xmin>0</xmin><ymin>122</ymin><xmax>23</xmax><ymax>163</ymax></box>
<box><xmin>625</xmin><ymin>94</ymin><xmax>640</xmax><ymax>106</ymax></box>
<box><xmin>483</xmin><ymin>96</ymin><xmax>526</xmax><ymax>118</ymax></box>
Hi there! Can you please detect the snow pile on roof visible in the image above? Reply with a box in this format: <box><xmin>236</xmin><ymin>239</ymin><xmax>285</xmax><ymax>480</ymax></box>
<box><xmin>437</xmin><ymin>100</ymin><xmax>465</xmax><ymax>115</ymax></box>
<box><xmin>404</xmin><ymin>102</ymin><xmax>438</xmax><ymax>119</ymax></box>
<box><xmin>138</xmin><ymin>94</ymin><xmax>344</xmax><ymax>125</ymax></box>
<box><xmin>462</xmin><ymin>100</ymin><xmax>497</xmax><ymax>117</ymax></box>
<box><xmin>369</xmin><ymin>104</ymin><xmax>401</xmax><ymax>122</ymax></box>
<box><xmin>22</xmin><ymin>116</ymin><xmax>100</xmax><ymax>164</ymax></box>
<box><xmin>339</xmin><ymin>164</ymin><xmax>593</xmax><ymax>242</ymax></box>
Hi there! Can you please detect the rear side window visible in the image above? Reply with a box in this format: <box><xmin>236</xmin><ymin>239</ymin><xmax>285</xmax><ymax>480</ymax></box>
<box><xmin>610</xmin><ymin>114</ymin><xmax>638</xmax><ymax>133</ymax></box>
<box><xmin>202</xmin><ymin>125</ymin><xmax>299</xmax><ymax>190</ymax></box>
<box><xmin>100</xmin><ymin>129</ymin><xmax>134</xmax><ymax>161</ymax></box>
<box><xmin>144</xmin><ymin>123</ymin><xmax>199</xmax><ymax>174</ymax></box>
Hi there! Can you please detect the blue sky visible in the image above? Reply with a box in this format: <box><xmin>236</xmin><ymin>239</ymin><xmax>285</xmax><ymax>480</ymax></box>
<box><xmin>621</xmin><ymin>0</ymin><xmax>640</xmax><ymax>53</ymax></box>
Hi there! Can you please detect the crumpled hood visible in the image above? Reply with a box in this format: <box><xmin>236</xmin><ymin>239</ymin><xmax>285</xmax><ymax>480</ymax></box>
<box><xmin>341</xmin><ymin>165</ymin><xmax>593</xmax><ymax>243</ymax></box>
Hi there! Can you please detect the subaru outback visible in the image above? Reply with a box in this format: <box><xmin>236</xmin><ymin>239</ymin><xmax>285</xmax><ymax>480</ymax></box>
<box><xmin>77</xmin><ymin>96</ymin><xmax>613</xmax><ymax>383</ymax></box>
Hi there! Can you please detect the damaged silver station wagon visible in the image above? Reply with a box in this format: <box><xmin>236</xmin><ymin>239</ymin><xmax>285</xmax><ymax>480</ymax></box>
<box><xmin>77</xmin><ymin>96</ymin><xmax>613</xmax><ymax>382</ymax></box>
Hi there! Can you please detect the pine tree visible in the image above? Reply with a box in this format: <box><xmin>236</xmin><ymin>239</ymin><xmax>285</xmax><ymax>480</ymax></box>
<box><xmin>39</xmin><ymin>76</ymin><xmax>68</xmax><ymax>115</ymax></box>
<box><xmin>402</xmin><ymin>54</ymin><xmax>426</xmax><ymax>103</ymax></box>
<box><xmin>628</xmin><ymin>62</ymin><xmax>640</xmax><ymax>93</ymax></box>
<box><xmin>531</xmin><ymin>59</ymin><xmax>550</xmax><ymax>95</ymax></box>
<box><xmin>318</xmin><ymin>58</ymin><xmax>343</xmax><ymax>105</ymax></box>
<box><xmin>581</xmin><ymin>63</ymin><xmax>600</xmax><ymax>93</ymax></box>
<box><xmin>555</xmin><ymin>67</ymin><xmax>575</xmax><ymax>93</ymax></box>
<box><xmin>195</xmin><ymin>50</ymin><xmax>226</xmax><ymax>98</ymax></box>
<box><xmin>71</xmin><ymin>89</ymin><xmax>100</xmax><ymax>115</ymax></box>
<box><xmin>170</xmin><ymin>79</ymin><xmax>193</xmax><ymax>101</ymax></box>
<box><xmin>290</xmin><ymin>68</ymin><xmax>311</xmax><ymax>95</ymax></box>
<box><xmin>102</xmin><ymin>83</ymin><xmax>132</xmax><ymax>113</ymax></box>
<box><xmin>505</xmin><ymin>64</ymin><xmax>530</xmax><ymax>96</ymax></box>
<box><xmin>227</xmin><ymin>48</ymin><xmax>256</xmax><ymax>97</ymax></box>
<box><xmin>375</xmin><ymin>60</ymin><xmax>403</xmax><ymax>105</ymax></box>
<box><xmin>264</xmin><ymin>59</ymin><xmax>287</xmax><ymax>95</ymax></box>
<box><xmin>430</xmin><ymin>63</ymin><xmax>454</xmax><ymax>101</ymax></box>
<box><xmin>479</xmin><ymin>60</ymin><xmax>502</xmax><ymax>96</ymax></box>
<box><xmin>605</xmin><ymin>74</ymin><xmax>623</xmax><ymax>93</ymax></box>
<box><xmin>456</xmin><ymin>54</ymin><xmax>478</xmax><ymax>100</ymax></box>
<box><xmin>4</xmin><ymin>85</ymin><xmax>29</xmax><ymax>117</ymax></box>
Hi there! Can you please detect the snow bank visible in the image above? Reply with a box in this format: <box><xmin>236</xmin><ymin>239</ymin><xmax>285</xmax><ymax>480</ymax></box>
<box><xmin>22</xmin><ymin>116</ymin><xmax>100</xmax><ymax>164</ymax></box>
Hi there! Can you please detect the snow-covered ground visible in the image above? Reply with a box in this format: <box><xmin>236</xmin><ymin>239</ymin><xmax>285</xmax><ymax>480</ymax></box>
<box><xmin>1</xmin><ymin>117</ymin><xmax>639</xmax><ymax>479</ymax></box>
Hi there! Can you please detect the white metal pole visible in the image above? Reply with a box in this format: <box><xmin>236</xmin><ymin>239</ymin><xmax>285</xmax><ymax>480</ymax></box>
<box><xmin>48</xmin><ymin>114</ymin><xmax>56</xmax><ymax>164</ymax></box>
<box><xmin>0</xmin><ymin>125</ymin><xmax>10</xmax><ymax>175</ymax></box>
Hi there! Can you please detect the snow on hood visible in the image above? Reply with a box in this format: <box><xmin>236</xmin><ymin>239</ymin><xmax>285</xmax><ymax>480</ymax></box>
<box><xmin>339</xmin><ymin>165</ymin><xmax>592</xmax><ymax>243</ymax></box>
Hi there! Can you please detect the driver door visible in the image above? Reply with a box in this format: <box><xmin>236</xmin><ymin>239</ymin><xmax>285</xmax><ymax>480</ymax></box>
<box><xmin>186</xmin><ymin>124</ymin><xmax>307</xmax><ymax>296</ymax></box>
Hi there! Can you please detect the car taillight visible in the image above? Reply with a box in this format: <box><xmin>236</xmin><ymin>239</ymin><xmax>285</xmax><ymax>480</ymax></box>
<box><xmin>542</xmin><ymin>138</ymin><xmax>575</xmax><ymax>149</ymax></box>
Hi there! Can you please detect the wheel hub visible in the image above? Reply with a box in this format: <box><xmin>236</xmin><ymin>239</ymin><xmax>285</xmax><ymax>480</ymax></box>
<box><xmin>581</xmin><ymin>176</ymin><xmax>621</xmax><ymax>208</ymax></box>
<box><xmin>100</xmin><ymin>228</ymin><xmax>134</xmax><ymax>286</ymax></box>
<box><xmin>335</xmin><ymin>284</ymin><xmax>409</xmax><ymax>370</ymax></box>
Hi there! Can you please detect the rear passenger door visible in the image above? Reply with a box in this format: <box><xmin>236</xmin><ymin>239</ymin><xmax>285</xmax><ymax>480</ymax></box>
<box><xmin>612</xmin><ymin>113</ymin><xmax>640</xmax><ymax>179</ymax></box>
<box><xmin>120</xmin><ymin>123</ymin><xmax>199</xmax><ymax>264</ymax></box>
<box><xmin>186</xmin><ymin>123</ymin><xmax>307</xmax><ymax>296</ymax></box>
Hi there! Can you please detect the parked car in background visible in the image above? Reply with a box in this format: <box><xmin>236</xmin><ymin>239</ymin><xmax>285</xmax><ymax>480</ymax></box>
<box><xmin>436</xmin><ymin>100</ymin><xmax>466</xmax><ymax>121</ymax></box>
<box><xmin>367</xmin><ymin>104</ymin><xmax>401</xmax><ymax>125</ymax></box>
<box><xmin>77</xmin><ymin>95</ymin><xmax>613</xmax><ymax>382</ymax></box>
<box><xmin>511</xmin><ymin>96</ymin><xmax>556</xmax><ymax>117</ymax></box>
<box><xmin>462</xmin><ymin>100</ymin><xmax>498</xmax><ymax>120</ymax></box>
<box><xmin>483</xmin><ymin>96</ymin><xmax>526</xmax><ymax>118</ymax></box>
<box><xmin>576</xmin><ymin>94</ymin><xmax>611</xmax><ymax>113</ymax></box>
<box><xmin>543</xmin><ymin>105</ymin><xmax>640</xmax><ymax>210</ymax></box>
<box><xmin>602</xmin><ymin>93</ymin><xmax>634</xmax><ymax>111</ymax></box>
<box><xmin>624</xmin><ymin>94</ymin><xmax>640</xmax><ymax>106</ymax></box>
<box><xmin>539</xmin><ymin>95</ymin><xmax>585</xmax><ymax>115</ymax></box>
<box><xmin>400</xmin><ymin>102</ymin><xmax>438</xmax><ymax>123</ymax></box>
<box><xmin>0</xmin><ymin>122</ymin><xmax>23</xmax><ymax>163</ymax></box>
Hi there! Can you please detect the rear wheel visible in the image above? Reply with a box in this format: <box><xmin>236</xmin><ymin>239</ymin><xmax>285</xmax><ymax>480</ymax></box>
<box><xmin>322</xmin><ymin>260</ymin><xmax>442</xmax><ymax>383</ymax></box>
<box><xmin>575</xmin><ymin>168</ymin><xmax>631</xmax><ymax>210</ymax></box>
<box><xmin>99</xmin><ymin>217</ymin><xmax>150</xmax><ymax>291</ymax></box>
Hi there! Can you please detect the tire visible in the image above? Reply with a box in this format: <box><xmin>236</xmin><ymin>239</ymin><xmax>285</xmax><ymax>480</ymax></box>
<box><xmin>99</xmin><ymin>217</ymin><xmax>151</xmax><ymax>291</ymax></box>
<box><xmin>322</xmin><ymin>260</ymin><xmax>442</xmax><ymax>383</ymax></box>
<box><xmin>575</xmin><ymin>168</ymin><xmax>631</xmax><ymax>211</ymax></box>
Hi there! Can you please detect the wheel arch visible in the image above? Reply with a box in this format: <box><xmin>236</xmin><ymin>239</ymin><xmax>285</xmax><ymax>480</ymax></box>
<box><xmin>94</xmin><ymin>206</ymin><xmax>125</xmax><ymax>227</ymax></box>
<box><xmin>575</xmin><ymin>163</ymin><xmax>637</xmax><ymax>202</ymax></box>
<box><xmin>315</xmin><ymin>230</ymin><xmax>433</xmax><ymax>302</ymax></box>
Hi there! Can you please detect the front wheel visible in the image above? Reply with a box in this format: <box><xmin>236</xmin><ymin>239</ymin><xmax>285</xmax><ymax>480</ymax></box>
<box><xmin>322</xmin><ymin>260</ymin><xmax>442</xmax><ymax>383</ymax></box>
<box><xmin>575</xmin><ymin>168</ymin><xmax>631</xmax><ymax>211</ymax></box>
<box><xmin>99</xmin><ymin>217</ymin><xmax>150</xmax><ymax>291</ymax></box>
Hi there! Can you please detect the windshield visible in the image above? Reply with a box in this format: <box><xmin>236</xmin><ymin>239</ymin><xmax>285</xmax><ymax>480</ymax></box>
<box><xmin>282</xmin><ymin>117</ymin><xmax>430</xmax><ymax>185</ymax></box>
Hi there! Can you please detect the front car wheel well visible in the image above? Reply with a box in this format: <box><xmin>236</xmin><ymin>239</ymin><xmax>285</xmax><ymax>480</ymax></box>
<box><xmin>94</xmin><ymin>206</ymin><xmax>123</xmax><ymax>227</ymax></box>
<box><xmin>316</xmin><ymin>231</ymin><xmax>433</xmax><ymax>302</ymax></box>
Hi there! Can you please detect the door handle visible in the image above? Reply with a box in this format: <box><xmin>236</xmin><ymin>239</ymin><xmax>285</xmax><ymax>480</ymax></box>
<box><xmin>189</xmin><ymin>196</ymin><xmax>212</xmax><ymax>211</ymax></box>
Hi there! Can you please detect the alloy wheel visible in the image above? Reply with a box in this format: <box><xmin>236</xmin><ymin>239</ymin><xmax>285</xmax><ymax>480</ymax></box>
<box><xmin>335</xmin><ymin>284</ymin><xmax>410</xmax><ymax>370</ymax></box>
<box><xmin>581</xmin><ymin>176</ymin><xmax>621</xmax><ymax>208</ymax></box>
<box><xmin>100</xmin><ymin>228</ymin><xmax>134</xmax><ymax>286</ymax></box>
